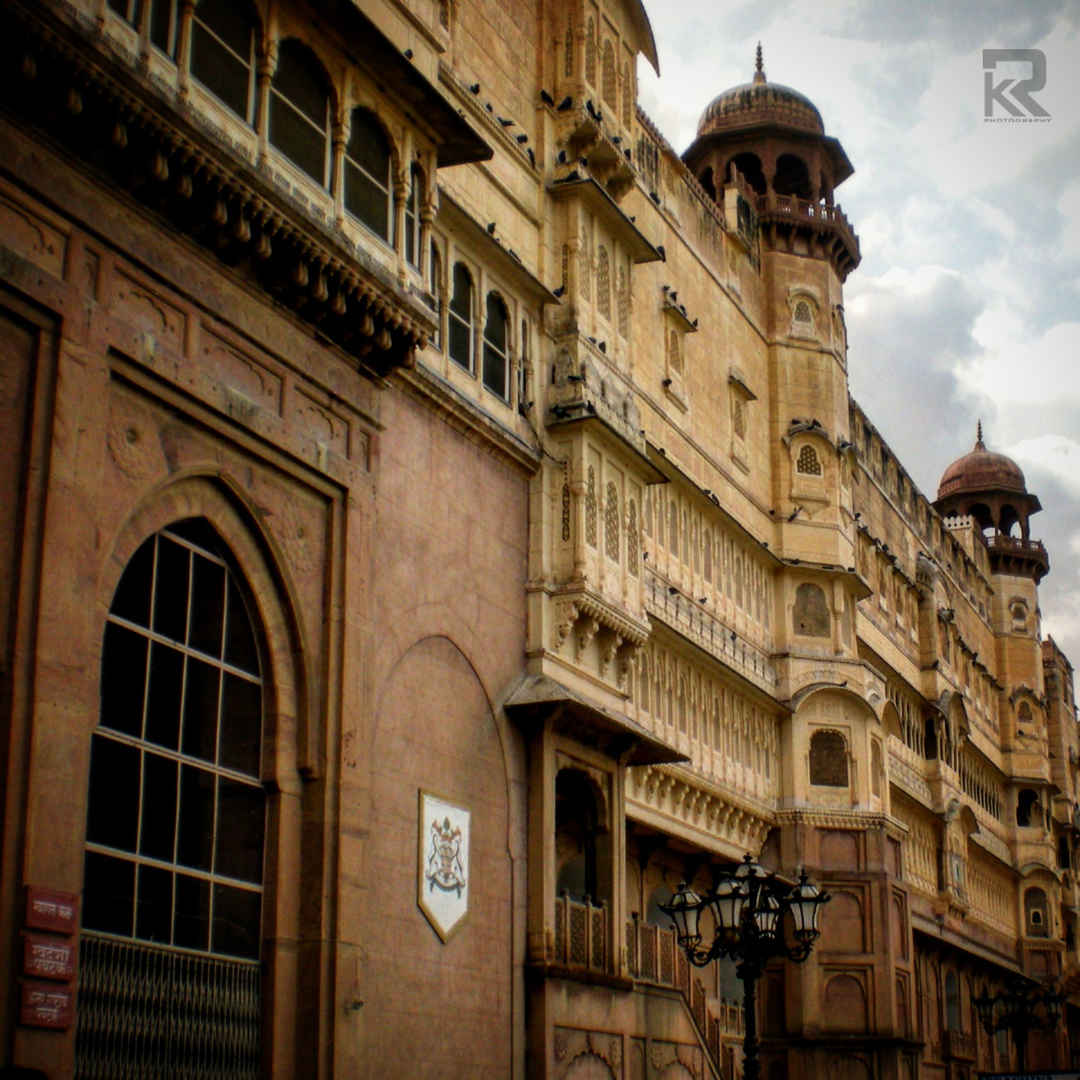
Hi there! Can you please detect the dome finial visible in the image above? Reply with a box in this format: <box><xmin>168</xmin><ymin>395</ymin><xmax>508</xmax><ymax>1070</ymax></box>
<box><xmin>975</xmin><ymin>419</ymin><xmax>985</xmax><ymax>450</ymax></box>
<box><xmin>753</xmin><ymin>42</ymin><xmax>766</xmax><ymax>84</ymax></box>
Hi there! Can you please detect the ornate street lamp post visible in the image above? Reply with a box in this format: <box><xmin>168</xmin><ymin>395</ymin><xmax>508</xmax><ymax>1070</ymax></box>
<box><xmin>660</xmin><ymin>854</ymin><xmax>830</xmax><ymax>1080</ymax></box>
<box><xmin>974</xmin><ymin>977</ymin><xmax>1064</xmax><ymax>1072</ymax></box>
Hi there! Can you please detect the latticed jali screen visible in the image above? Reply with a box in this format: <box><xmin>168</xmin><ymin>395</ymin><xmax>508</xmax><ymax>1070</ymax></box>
<box><xmin>74</xmin><ymin>933</ymin><xmax>261</xmax><ymax>1078</ymax></box>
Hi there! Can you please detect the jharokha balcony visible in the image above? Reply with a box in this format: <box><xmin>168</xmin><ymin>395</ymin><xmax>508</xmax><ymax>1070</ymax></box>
<box><xmin>754</xmin><ymin>192</ymin><xmax>860</xmax><ymax>278</ymax></box>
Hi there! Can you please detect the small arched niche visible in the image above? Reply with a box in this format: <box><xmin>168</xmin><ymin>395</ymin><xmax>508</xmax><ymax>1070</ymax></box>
<box><xmin>794</xmin><ymin>582</ymin><xmax>830</xmax><ymax>637</ymax></box>
<box><xmin>809</xmin><ymin>729</ymin><xmax>849</xmax><ymax>787</ymax></box>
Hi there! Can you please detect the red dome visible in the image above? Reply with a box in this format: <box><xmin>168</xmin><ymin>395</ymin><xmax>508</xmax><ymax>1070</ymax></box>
<box><xmin>936</xmin><ymin>426</ymin><xmax>1027</xmax><ymax>500</ymax></box>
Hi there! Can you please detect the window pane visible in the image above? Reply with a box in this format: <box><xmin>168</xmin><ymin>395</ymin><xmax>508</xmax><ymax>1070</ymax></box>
<box><xmin>174</xmin><ymin>874</ymin><xmax>210</xmax><ymax>951</ymax></box>
<box><xmin>449</xmin><ymin>315</ymin><xmax>471</xmax><ymax>370</ymax></box>
<box><xmin>153</xmin><ymin>537</ymin><xmax>189</xmax><ymax>643</ymax></box>
<box><xmin>135</xmin><ymin>864</ymin><xmax>173</xmax><ymax>943</ymax></box>
<box><xmin>145</xmin><ymin>643</ymin><xmax>183</xmax><ymax>750</ymax></box>
<box><xmin>189</xmin><ymin>554</ymin><xmax>225</xmax><ymax>658</ymax></box>
<box><xmin>346</xmin><ymin>113</ymin><xmax>390</xmax><ymax>182</ymax></box>
<box><xmin>177</xmin><ymin>765</ymin><xmax>214</xmax><ymax>871</ymax></box>
<box><xmin>192</xmin><ymin>22</ymin><xmax>250</xmax><ymax>120</ymax></box>
<box><xmin>483</xmin><ymin>344</ymin><xmax>507</xmax><ymax>399</ymax></box>
<box><xmin>344</xmin><ymin>162</ymin><xmax>389</xmax><ymax>239</ymax></box>
<box><xmin>215</xmin><ymin>778</ymin><xmax>265</xmax><ymax>883</ymax></box>
<box><xmin>273</xmin><ymin>45</ymin><xmax>327</xmax><ymax>127</ymax></box>
<box><xmin>195</xmin><ymin>0</ymin><xmax>252</xmax><ymax>58</ymax></box>
<box><xmin>140</xmin><ymin>753</ymin><xmax>178</xmax><ymax>861</ymax></box>
<box><xmin>83</xmin><ymin>852</ymin><xmax>135</xmax><ymax>936</ymax></box>
<box><xmin>86</xmin><ymin>735</ymin><xmax>139</xmax><ymax>852</ymax></box>
<box><xmin>224</xmin><ymin>577</ymin><xmax>259</xmax><ymax>675</ymax></box>
<box><xmin>110</xmin><ymin>538</ymin><xmax>154</xmax><ymax>626</ymax></box>
<box><xmin>212</xmin><ymin>884</ymin><xmax>261</xmax><ymax>959</ymax></box>
<box><xmin>182</xmin><ymin>657</ymin><xmax>220</xmax><ymax>762</ymax></box>
<box><xmin>221</xmin><ymin>673</ymin><xmax>261</xmax><ymax>776</ymax></box>
<box><xmin>101</xmin><ymin>623</ymin><xmax>147</xmax><ymax>737</ymax></box>
<box><xmin>269</xmin><ymin>98</ymin><xmax>327</xmax><ymax>184</ymax></box>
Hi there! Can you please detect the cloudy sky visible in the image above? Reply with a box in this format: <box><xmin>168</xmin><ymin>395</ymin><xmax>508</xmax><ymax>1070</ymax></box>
<box><xmin>638</xmin><ymin>0</ymin><xmax>1080</xmax><ymax>669</ymax></box>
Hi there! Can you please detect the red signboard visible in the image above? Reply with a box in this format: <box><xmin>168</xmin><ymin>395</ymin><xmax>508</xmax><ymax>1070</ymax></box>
<box><xmin>18</xmin><ymin>981</ymin><xmax>73</xmax><ymax>1029</ymax></box>
<box><xmin>24</xmin><ymin>886</ymin><xmax>77</xmax><ymax>935</ymax></box>
<box><xmin>22</xmin><ymin>933</ymin><xmax>75</xmax><ymax>981</ymax></box>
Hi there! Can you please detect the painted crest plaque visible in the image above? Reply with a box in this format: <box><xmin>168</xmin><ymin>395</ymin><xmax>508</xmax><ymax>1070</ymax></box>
<box><xmin>418</xmin><ymin>790</ymin><xmax>470</xmax><ymax>942</ymax></box>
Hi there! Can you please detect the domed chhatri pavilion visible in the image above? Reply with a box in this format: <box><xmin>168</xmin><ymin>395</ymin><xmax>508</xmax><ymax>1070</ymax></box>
<box><xmin>0</xmin><ymin>2</ymin><xmax>1077</xmax><ymax>1078</ymax></box>
<box><xmin>936</xmin><ymin>422</ymin><xmax>1049</xmax><ymax>580</ymax></box>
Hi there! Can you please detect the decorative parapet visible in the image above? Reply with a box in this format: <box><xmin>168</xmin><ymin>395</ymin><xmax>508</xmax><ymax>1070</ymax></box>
<box><xmin>626</xmin><ymin>764</ymin><xmax>775</xmax><ymax>854</ymax></box>
<box><xmin>548</xmin><ymin>350</ymin><xmax>648</xmax><ymax>456</ymax></box>
<box><xmin>645</xmin><ymin>569</ymin><xmax>777</xmax><ymax>694</ymax></box>
<box><xmin>754</xmin><ymin>191</ymin><xmax>860</xmax><ymax>279</ymax></box>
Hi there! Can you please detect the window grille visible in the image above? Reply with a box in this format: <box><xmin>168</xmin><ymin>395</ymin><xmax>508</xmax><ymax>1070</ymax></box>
<box><xmin>796</xmin><ymin>444</ymin><xmax>822</xmax><ymax>475</ymax></box>
<box><xmin>585</xmin><ymin>19</ymin><xmax>596</xmax><ymax>86</ymax></box>
<box><xmin>602</xmin><ymin>41</ymin><xmax>616</xmax><ymax>107</ymax></box>
<box><xmin>77</xmin><ymin>520</ymin><xmax>264</xmax><ymax>1075</ymax></box>
<box><xmin>622</xmin><ymin>63</ymin><xmax>633</xmax><ymax>127</ymax></box>
<box><xmin>585</xmin><ymin>467</ymin><xmax>597</xmax><ymax>547</ymax></box>
<box><xmin>617</xmin><ymin>264</ymin><xmax>629</xmax><ymax>337</ymax></box>
<box><xmin>597</xmin><ymin>246</ymin><xmax>611</xmax><ymax>319</ymax></box>
<box><xmin>605</xmin><ymin>482</ymin><xmax>620</xmax><ymax>561</ymax></box>
<box><xmin>627</xmin><ymin>500</ymin><xmax>638</xmax><ymax>577</ymax></box>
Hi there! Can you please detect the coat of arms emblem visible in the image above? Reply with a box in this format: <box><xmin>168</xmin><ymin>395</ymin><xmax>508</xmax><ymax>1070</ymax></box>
<box><xmin>417</xmin><ymin>791</ymin><xmax>470</xmax><ymax>941</ymax></box>
<box><xmin>426</xmin><ymin>816</ymin><xmax>466</xmax><ymax>897</ymax></box>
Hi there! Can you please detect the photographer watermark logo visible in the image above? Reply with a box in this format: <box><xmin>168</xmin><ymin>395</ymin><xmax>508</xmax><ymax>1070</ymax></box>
<box><xmin>984</xmin><ymin>50</ymin><xmax>1050</xmax><ymax>122</ymax></box>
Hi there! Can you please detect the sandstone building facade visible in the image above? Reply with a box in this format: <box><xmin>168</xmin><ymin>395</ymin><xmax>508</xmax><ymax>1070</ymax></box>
<box><xmin>0</xmin><ymin>1</ymin><xmax>1077</xmax><ymax>1078</ymax></box>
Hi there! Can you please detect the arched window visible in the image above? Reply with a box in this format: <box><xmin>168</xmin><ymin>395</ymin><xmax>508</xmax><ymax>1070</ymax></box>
<box><xmin>270</xmin><ymin>40</ymin><xmax>331</xmax><ymax>186</ymax></box>
<box><xmin>79</xmin><ymin>520</ymin><xmax>264</xmax><ymax>1070</ymax></box>
<box><xmin>774</xmin><ymin>153</ymin><xmax>812</xmax><ymax>199</ymax></box>
<box><xmin>602</xmin><ymin>41</ymin><xmax>616</xmax><ymax>107</ymax></box>
<box><xmin>344</xmin><ymin>109</ymin><xmax>393</xmax><ymax>242</ymax></box>
<box><xmin>1025</xmin><ymin>887</ymin><xmax>1049</xmax><ymax>937</ymax></box>
<box><xmin>448</xmin><ymin>262</ymin><xmax>474</xmax><ymax>372</ymax></box>
<box><xmin>809</xmin><ymin>729</ymin><xmax>848</xmax><ymax>787</ymax></box>
<box><xmin>797</xmin><ymin>444</ymin><xmax>822</xmax><ymax>476</ymax></box>
<box><xmin>555</xmin><ymin>769</ymin><xmax>604</xmax><ymax>904</ymax></box>
<box><xmin>190</xmin><ymin>0</ymin><xmax>257</xmax><ymax>122</ymax></box>
<box><xmin>596</xmin><ymin>245</ymin><xmax>611</xmax><ymax>319</ymax></box>
<box><xmin>1018</xmin><ymin>701</ymin><xmax>1033</xmax><ymax>728</ymax></box>
<box><xmin>794</xmin><ymin>583</ymin><xmax>830</xmax><ymax>637</ymax></box>
<box><xmin>794</xmin><ymin>299</ymin><xmax>813</xmax><ymax>325</ymax></box>
<box><xmin>482</xmin><ymin>292</ymin><xmax>509</xmax><ymax>399</ymax></box>
<box><xmin>1016</xmin><ymin>788</ymin><xmax>1039</xmax><ymax>827</ymax></box>
<box><xmin>403</xmin><ymin>164</ymin><xmax>423</xmax><ymax>267</ymax></box>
